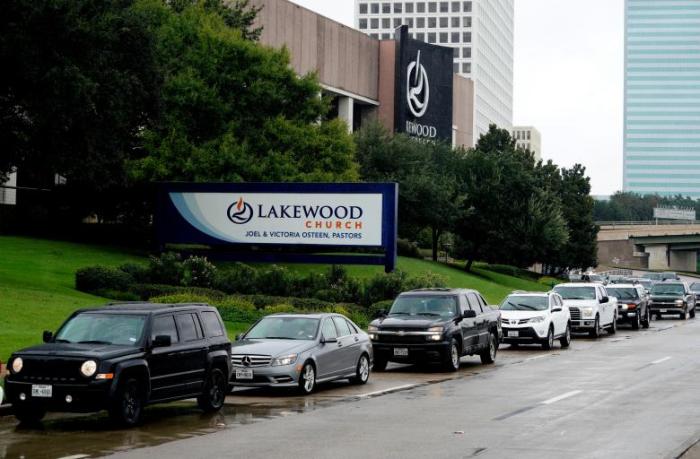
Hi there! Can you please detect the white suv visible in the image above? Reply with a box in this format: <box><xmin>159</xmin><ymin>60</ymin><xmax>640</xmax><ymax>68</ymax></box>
<box><xmin>552</xmin><ymin>283</ymin><xmax>618</xmax><ymax>338</ymax></box>
<box><xmin>498</xmin><ymin>292</ymin><xmax>571</xmax><ymax>349</ymax></box>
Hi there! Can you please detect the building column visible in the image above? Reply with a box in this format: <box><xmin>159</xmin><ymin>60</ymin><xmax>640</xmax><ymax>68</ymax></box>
<box><xmin>670</xmin><ymin>250</ymin><xmax>697</xmax><ymax>272</ymax></box>
<box><xmin>338</xmin><ymin>96</ymin><xmax>354</xmax><ymax>133</ymax></box>
<box><xmin>645</xmin><ymin>244</ymin><xmax>670</xmax><ymax>270</ymax></box>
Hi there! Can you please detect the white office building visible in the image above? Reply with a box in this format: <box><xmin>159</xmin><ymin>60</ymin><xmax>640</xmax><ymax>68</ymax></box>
<box><xmin>355</xmin><ymin>0</ymin><xmax>514</xmax><ymax>142</ymax></box>
<box><xmin>512</xmin><ymin>126</ymin><xmax>542</xmax><ymax>160</ymax></box>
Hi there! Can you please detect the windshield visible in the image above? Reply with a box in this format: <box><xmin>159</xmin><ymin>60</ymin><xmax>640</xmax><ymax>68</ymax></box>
<box><xmin>500</xmin><ymin>295</ymin><xmax>549</xmax><ymax>311</ymax></box>
<box><xmin>690</xmin><ymin>283</ymin><xmax>700</xmax><ymax>291</ymax></box>
<box><xmin>553</xmin><ymin>286</ymin><xmax>597</xmax><ymax>300</ymax></box>
<box><xmin>651</xmin><ymin>284</ymin><xmax>685</xmax><ymax>296</ymax></box>
<box><xmin>245</xmin><ymin>317</ymin><xmax>319</xmax><ymax>340</ymax></box>
<box><xmin>389</xmin><ymin>295</ymin><xmax>458</xmax><ymax>319</ymax></box>
<box><xmin>647</xmin><ymin>273</ymin><xmax>663</xmax><ymax>281</ymax></box>
<box><xmin>606</xmin><ymin>288</ymin><xmax>638</xmax><ymax>300</ymax></box>
<box><xmin>55</xmin><ymin>313</ymin><xmax>146</xmax><ymax>346</ymax></box>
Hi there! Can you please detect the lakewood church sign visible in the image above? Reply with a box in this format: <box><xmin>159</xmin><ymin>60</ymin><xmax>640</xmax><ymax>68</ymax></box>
<box><xmin>394</xmin><ymin>25</ymin><xmax>453</xmax><ymax>142</ymax></box>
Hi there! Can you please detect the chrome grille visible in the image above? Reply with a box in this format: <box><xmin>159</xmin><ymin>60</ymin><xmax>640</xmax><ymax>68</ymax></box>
<box><xmin>231</xmin><ymin>354</ymin><xmax>272</xmax><ymax>367</ymax></box>
<box><xmin>570</xmin><ymin>307</ymin><xmax>581</xmax><ymax>320</ymax></box>
<box><xmin>501</xmin><ymin>318</ymin><xmax>530</xmax><ymax>325</ymax></box>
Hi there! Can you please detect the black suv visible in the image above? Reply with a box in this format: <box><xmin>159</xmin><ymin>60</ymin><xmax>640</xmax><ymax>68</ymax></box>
<box><xmin>4</xmin><ymin>303</ymin><xmax>231</xmax><ymax>426</ymax></box>
<box><xmin>649</xmin><ymin>282</ymin><xmax>696</xmax><ymax>320</ymax></box>
<box><xmin>367</xmin><ymin>289</ymin><xmax>502</xmax><ymax>371</ymax></box>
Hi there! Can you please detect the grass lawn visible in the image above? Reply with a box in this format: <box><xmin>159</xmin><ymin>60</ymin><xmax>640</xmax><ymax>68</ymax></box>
<box><xmin>0</xmin><ymin>236</ymin><xmax>548</xmax><ymax>363</ymax></box>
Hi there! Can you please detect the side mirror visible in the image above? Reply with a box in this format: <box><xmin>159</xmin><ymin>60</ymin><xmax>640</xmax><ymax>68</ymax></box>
<box><xmin>43</xmin><ymin>330</ymin><xmax>53</xmax><ymax>343</ymax></box>
<box><xmin>321</xmin><ymin>334</ymin><xmax>337</xmax><ymax>344</ymax></box>
<box><xmin>152</xmin><ymin>335</ymin><xmax>172</xmax><ymax>348</ymax></box>
<box><xmin>552</xmin><ymin>306</ymin><xmax>562</xmax><ymax>313</ymax></box>
<box><xmin>600</xmin><ymin>297</ymin><xmax>609</xmax><ymax>304</ymax></box>
<box><xmin>235</xmin><ymin>334</ymin><xmax>243</xmax><ymax>341</ymax></box>
<box><xmin>462</xmin><ymin>310</ymin><xmax>477</xmax><ymax>319</ymax></box>
<box><xmin>374</xmin><ymin>309</ymin><xmax>387</xmax><ymax>319</ymax></box>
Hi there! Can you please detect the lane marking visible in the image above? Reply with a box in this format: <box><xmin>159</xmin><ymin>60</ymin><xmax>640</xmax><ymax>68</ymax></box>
<box><xmin>57</xmin><ymin>455</ymin><xmax>90</xmax><ymax>459</ymax></box>
<box><xmin>354</xmin><ymin>383</ymin><xmax>418</xmax><ymax>398</ymax></box>
<box><xmin>541</xmin><ymin>390</ymin><xmax>583</xmax><ymax>405</ymax></box>
<box><xmin>492</xmin><ymin>405</ymin><xmax>538</xmax><ymax>421</ymax></box>
<box><xmin>651</xmin><ymin>356</ymin><xmax>672</xmax><ymax>365</ymax></box>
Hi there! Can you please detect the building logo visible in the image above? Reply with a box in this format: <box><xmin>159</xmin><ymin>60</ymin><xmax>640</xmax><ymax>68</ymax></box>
<box><xmin>406</xmin><ymin>50</ymin><xmax>429</xmax><ymax>118</ymax></box>
<box><xmin>227</xmin><ymin>197</ymin><xmax>253</xmax><ymax>224</ymax></box>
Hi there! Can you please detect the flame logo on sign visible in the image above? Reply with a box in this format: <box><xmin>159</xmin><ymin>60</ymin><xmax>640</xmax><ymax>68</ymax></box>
<box><xmin>406</xmin><ymin>50</ymin><xmax>430</xmax><ymax>118</ymax></box>
<box><xmin>227</xmin><ymin>197</ymin><xmax>253</xmax><ymax>224</ymax></box>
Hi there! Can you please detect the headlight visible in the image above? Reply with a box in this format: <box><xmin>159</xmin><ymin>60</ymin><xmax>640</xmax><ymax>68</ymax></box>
<box><xmin>582</xmin><ymin>307</ymin><xmax>594</xmax><ymax>318</ymax></box>
<box><xmin>11</xmin><ymin>357</ymin><xmax>23</xmax><ymax>374</ymax></box>
<box><xmin>427</xmin><ymin>326</ymin><xmax>444</xmax><ymax>333</ymax></box>
<box><xmin>529</xmin><ymin>316</ymin><xmax>545</xmax><ymax>323</ymax></box>
<box><xmin>367</xmin><ymin>325</ymin><xmax>379</xmax><ymax>332</ymax></box>
<box><xmin>620</xmin><ymin>304</ymin><xmax>628</xmax><ymax>311</ymax></box>
<box><xmin>675</xmin><ymin>300</ymin><xmax>684</xmax><ymax>306</ymax></box>
<box><xmin>271</xmin><ymin>354</ymin><xmax>298</xmax><ymax>366</ymax></box>
<box><xmin>80</xmin><ymin>360</ymin><xmax>97</xmax><ymax>377</ymax></box>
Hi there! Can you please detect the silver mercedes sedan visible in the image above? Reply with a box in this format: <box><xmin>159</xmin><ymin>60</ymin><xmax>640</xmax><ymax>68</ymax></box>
<box><xmin>230</xmin><ymin>313</ymin><xmax>373</xmax><ymax>394</ymax></box>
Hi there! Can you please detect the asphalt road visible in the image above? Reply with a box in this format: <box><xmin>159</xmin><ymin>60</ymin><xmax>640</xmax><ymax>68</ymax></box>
<box><xmin>4</xmin><ymin>317</ymin><xmax>700</xmax><ymax>459</ymax></box>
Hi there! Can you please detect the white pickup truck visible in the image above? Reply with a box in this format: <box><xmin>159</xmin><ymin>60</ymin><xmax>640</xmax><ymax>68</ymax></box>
<box><xmin>552</xmin><ymin>283</ymin><xmax>618</xmax><ymax>338</ymax></box>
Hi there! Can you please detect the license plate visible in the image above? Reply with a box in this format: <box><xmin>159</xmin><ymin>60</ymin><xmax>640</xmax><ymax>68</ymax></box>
<box><xmin>393</xmin><ymin>347</ymin><xmax>408</xmax><ymax>357</ymax></box>
<box><xmin>507</xmin><ymin>331</ymin><xmax>519</xmax><ymax>337</ymax></box>
<box><xmin>235</xmin><ymin>369</ymin><xmax>253</xmax><ymax>380</ymax></box>
<box><xmin>31</xmin><ymin>385</ymin><xmax>52</xmax><ymax>398</ymax></box>
<box><xmin>660</xmin><ymin>309</ymin><xmax>667</xmax><ymax>313</ymax></box>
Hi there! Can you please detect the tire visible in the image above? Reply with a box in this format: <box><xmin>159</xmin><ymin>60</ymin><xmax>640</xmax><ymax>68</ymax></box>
<box><xmin>642</xmin><ymin>308</ymin><xmax>651</xmax><ymax>329</ymax></box>
<box><xmin>542</xmin><ymin>327</ymin><xmax>554</xmax><ymax>350</ymax></box>
<box><xmin>589</xmin><ymin>316</ymin><xmax>601</xmax><ymax>339</ymax></box>
<box><xmin>559</xmin><ymin>324</ymin><xmax>571</xmax><ymax>348</ymax></box>
<box><xmin>442</xmin><ymin>338</ymin><xmax>461</xmax><ymax>371</ymax></box>
<box><xmin>197</xmin><ymin>367</ymin><xmax>227</xmax><ymax>413</ymax></box>
<box><xmin>608</xmin><ymin>315</ymin><xmax>617</xmax><ymax>334</ymax></box>
<box><xmin>691</xmin><ymin>307</ymin><xmax>696</xmax><ymax>319</ymax></box>
<box><xmin>14</xmin><ymin>406</ymin><xmax>46</xmax><ymax>424</ymax></box>
<box><xmin>681</xmin><ymin>308</ymin><xmax>688</xmax><ymax>320</ymax></box>
<box><xmin>298</xmin><ymin>362</ymin><xmax>316</xmax><ymax>395</ymax></box>
<box><xmin>350</xmin><ymin>354</ymin><xmax>371</xmax><ymax>385</ymax></box>
<box><xmin>108</xmin><ymin>377</ymin><xmax>143</xmax><ymax>427</ymax></box>
<box><xmin>373</xmin><ymin>357</ymin><xmax>388</xmax><ymax>372</ymax></box>
<box><xmin>480</xmin><ymin>334</ymin><xmax>497</xmax><ymax>364</ymax></box>
<box><xmin>632</xmin><ymin>311</ymin><xmax>641</xmax><ymax>330</ymax></box>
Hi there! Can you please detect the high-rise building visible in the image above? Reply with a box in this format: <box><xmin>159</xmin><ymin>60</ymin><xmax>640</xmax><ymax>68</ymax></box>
<box><xmin>355</xmin><ymin>0</ymin><xmax>513</xmax><ymax>143</ymax></box>
<box><xmin>512</xmin><ymin>126</ymin><xmax>541</xmax><ymax>160</ymax></box>
<box><xmin>623</xmin><ymin>0</ymin><xmax>700</xmax><ymax>197</ymax></box>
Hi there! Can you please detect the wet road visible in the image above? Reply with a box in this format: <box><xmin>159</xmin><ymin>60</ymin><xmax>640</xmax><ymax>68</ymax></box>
<box><xmin>3</xmin><ymin>318</ymin><xmax>700</xmax><ymax>458</ymax></box>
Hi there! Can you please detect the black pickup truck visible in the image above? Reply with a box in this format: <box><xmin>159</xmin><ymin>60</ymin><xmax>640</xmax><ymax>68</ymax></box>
<box><xmin>4</xmin><ymin>303</ymin><xmax>231</xmax><ymax>426</ymax></box>
<box><xmin>367</xmin><ymin>288</ymin><xmax>502</xmax><ymax>371</ymax></box>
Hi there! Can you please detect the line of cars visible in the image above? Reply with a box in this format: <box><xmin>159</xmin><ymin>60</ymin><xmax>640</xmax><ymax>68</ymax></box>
<box><xmin>4</xmin><ymin>272</ymin><xmax>700</xmax><ymax>427</ymax></box>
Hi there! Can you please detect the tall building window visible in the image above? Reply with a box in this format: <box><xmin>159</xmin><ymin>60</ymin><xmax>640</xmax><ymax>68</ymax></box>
<box><xmin>382</xmin><ymin>3</ymin><xmax>390</xmax><ymax>13</ymax></box>
<box><xmin>417</xmin><ymin>2</ymin><xmax>425</xmax><ymax>13</ymax></box>
<box><xmin>382</xmin><ymin>18</ymin><xmax>390</xmax><ymax>28</ymax></box>
<box><xmin>439</xmin><ymin>17</ymin><xmax>448</xmax><ymax>27</ymax></box>
<box><xmin>394</xmin><ymin>2</ymin><xmax>402</xmax><ymax>13</ymax></box>
<box><xmin>463</xmin><ymin>17</ymin><xmax>471</xmax><ymax>27</ymax></box>
<box><xmin>359</xmin><ymin>18</ymin><xmax>368</xmax><ymax>29</ymax></box>
<box><xmin>417</xmin><ymin>17</ymin><xmax>425</xmax><ymax>28</ymax></box>
<box><xmin>405</xmin><ymin>3</ymin><xmax>414</xmax><ymax>13</ymax></box>
<box><xmin>462</xmin><ymin>62</ymin><xmax>471</xmax><ymax>73</ymax></box>
<box><xmin>527</xmin><ymin>131</ymin><xmax>531</xmax><ymax>140</ymax></box>
<box><xmin>406</xmin><ymin>18</ymin><xmax>414</xmax><ymax>28</ymax></box>
<box><xmin>370</xmin><ymin>33</ymin><xmax>379</xmax><ymax>39</ymax></box>
<box><xmin>451</xmin><ymin>1</ymin><xmax>460</xmax><ymax>12</ymax></box>
<box><xmin>371</xmin><ymin>18</ymin><xmax>379</xmax><ymax>29</ymax></box>
<box><xmin>382</xmin><ymin>33</ymin><xmax>391</xmax><ymax>39</ymax></box>
<box><xmin>462</xmin><ymin>47</ymin><xmax>471</xmax><ymax>58</ymax></box>
<box><xmin>416</xmin><ymin>32</ymin><xmax>425</xmax><ymax>41</ymax></box>
<box><xmin>463</xmin><ymin>32</ymin><xmax>471</xmax><ymax>42</ymax></box>
<box><xmin>451</xmin><ymin>17</ymin><xmax>460</xmax><ymax>27</ymax></box>
<box><xmin>359</xmin><ymin>3</ymin><xmax>368</xmax><ymax>14</ymax></box>
<box><xmin>394</xmin><ymin>18</ymin><xmax>402</xmax><ymax>28</ymax></box>
<box><xmin>453</xmin><ymin>47</ymin><xmax>460</xmax><ymax>57</ymax></box>
<box><xmin>371</xmin><ymin>3</ymin><xmax>379</xmax><ymax>14</ymax></box>
<box><xmin>454</xmin><ymin>63</ymin><xmax>459</xmax><ymax>73</ymax></box>
<box><xmin>463</xmin><ymin>1</ymin><xmax>472</xmax><ymax>12</ymax></box>
<box><xmin>428</xmin><ymin>32</ymin><xmax>436</xmax><ymax>43</ymax></box>
<box><xmin>451</xmin><ymin>32</ymin><xmax>459</xmax><ymax>43</ymax></box>
<box><xmin>439</xmin><ymin>32</ymin><xmax>448</xmax><ymax>43</ymax></box>
<box><xmin>428</xmin><ymin>2</ymin><xmax>437</xmax><ymax>13</ymax></box>
<box><xmin>428</xmin><ymin>17</ymin><xmax>436</xmax><ymax>28</ymax></box>
<box><xmin>440</xmin><ymin>2</ymin><xmax>449</xmax><ymax>12</ymax></box>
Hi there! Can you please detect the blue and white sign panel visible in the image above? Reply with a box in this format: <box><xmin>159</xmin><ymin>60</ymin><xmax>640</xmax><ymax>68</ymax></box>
<box><xmin>156</xmin><ymin>183</ymin><xmax>398</xmax><ymax>271</ymax></box>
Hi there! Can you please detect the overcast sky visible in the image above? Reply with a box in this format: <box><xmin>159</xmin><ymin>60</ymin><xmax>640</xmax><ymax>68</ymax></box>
<box><xmin>288</xmin><ymin>0</ymin><xmax>624</xmax><ymax>195</ymax></box>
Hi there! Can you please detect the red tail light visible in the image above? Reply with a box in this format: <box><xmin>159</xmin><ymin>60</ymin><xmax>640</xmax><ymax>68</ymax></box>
<box><xmin>627</xmin><ymin>303</ymin><xmax>637</xmax><ymax>309</ymax></box>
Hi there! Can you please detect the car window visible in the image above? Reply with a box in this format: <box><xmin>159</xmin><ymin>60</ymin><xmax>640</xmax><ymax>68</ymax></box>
<box><xmin>200</xmin><ymin>311</ymin><xmax>224</xmax><ymax>337</ymax></box>
<box><xmin>176</xmin><ymin>313</ymin><xmax>199</xmax><ymax>342</ymax></box>
<box><xmin>345</xmin><ymin>319</ymin><xmax>359</xmax><ymax>334</ymax></box>
<box><xmin>467</xmin><ymin>293</ymin><xmax>483</xmax><ymax>312</ymax></box>
<box><xmin>333</xmin><ymin>317</ymin><xmax>352</xmax><ymax>337</ymax></box>
<box><xmin>191</xmin><ymin>313</ymin><xmax>204</xmax><ymax>339</ymax></box>
<box><xmin>321</xmin><ymin>319</ymin><xmax>338</xmax><ymax>339</ymax></box>
<box><xmin>152</xmin><ymin>315</ymin><xmax>179</xmax><ymax>344</ymax></box>
<box><xmin>690</xmin><ymin>283</ymin><xmax>700</xmax><ymax>291</ymax></box>
<box><xmin>477</xmin><ymin>294</ymin><xmax>487</xmax><ymax>308</ymax></box>
<box><xmin>553</xmin><ymin>286</ymin><xmax>597</xmax><ymax>300</ymax></box>
<box><xmin>460</xmin><ymin>295</ymin><xmax>470</xmax><ymax>313</ymax></box>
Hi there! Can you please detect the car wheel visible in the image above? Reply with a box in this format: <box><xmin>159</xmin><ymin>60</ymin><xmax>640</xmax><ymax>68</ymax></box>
<box><xmin>632</xmin><ymin>311</ymin><xmax>641</xmax><ymax>330</ymax></box>
<box><xmin>298</xmin><ymin>362</ymin><xmax>316</xmax><ymax>395</ymax></box>
<box><xmin>608</xmin><ymin>316</ymin><xmax>617</xmax><ymax>334</ymax></box>
<box><xmin>14</xmin><ymin>405</ymin><xmax>46</xmax><ymax>424</ymax></box>
<box><xmin>373</xmin><ymin>356</ymin><xmax>388</xmax><ymax>371</ymax></box>
<box><xmin>642</xmin><ymin>308</ymin><xmax>651</xmax><ymax>329</ymax></box>
<box><xmin>197</xmin><ymin>367</ymin><xmax>227</xmax><ymax>412</ymax></box>
<box><xmin>691</xmin><ymin>307</ymin><xmax>696</xmax><ymax>319</ymax></box>
<box><xmin>443</xmin><ymin>338</ymin><xmax>461</xmax><ymax>371</ymax></box>
<box><xmin>542</xmin><ymin>327</ymin><xmax>554</xmax><ymax>350</ymax></box>
<box><xmin>589</xmin><ymin>316</ymin><xmax>601</xmax><ymax>338</ymax></box>
<box><xmin>480</xmin><ymin>334</ymin><xmax>497</xmax><ymax>364</ymax></box>
<box><xmin>109</xmin><ymin>377</ymin><xmax>143</xmax><ymax>427</ymax></box>
<box><xmin>350</xmin><ymin>354</ymin><xmax>370</xmax><ymax>385</ymax></box>
<box><xmin>559</xmin><ymin>324</ymin><xmax>571</xmax><ymax>348</ymax></box>
<box><xmin>680</xmin><ymin>307</ymin><xmax>689</xmax><ymax>320</ymax></box>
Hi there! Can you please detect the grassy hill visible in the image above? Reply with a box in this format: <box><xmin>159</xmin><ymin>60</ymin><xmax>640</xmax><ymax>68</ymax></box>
<box><xmin>0</xmin><ymin>236</ymin><xmax>548</xmax><ymax>362</ymax></box>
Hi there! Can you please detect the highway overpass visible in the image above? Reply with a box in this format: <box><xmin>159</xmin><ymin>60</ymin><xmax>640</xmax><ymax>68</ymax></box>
<box><xmin>597</xmin><ymin>222</ymin><xmax>700</xmax><ymax>272</ymax></box>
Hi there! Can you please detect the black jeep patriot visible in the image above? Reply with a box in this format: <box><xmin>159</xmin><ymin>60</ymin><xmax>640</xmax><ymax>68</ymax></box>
<box><xmin>367</xmin><ymin>289</ymin><xmax>502</xmax><ymax>371</ymax></box>
<box><xmin>4</xmin><ymin>303</ymin><xmax>231</xmax><ymax>426</ymax></box>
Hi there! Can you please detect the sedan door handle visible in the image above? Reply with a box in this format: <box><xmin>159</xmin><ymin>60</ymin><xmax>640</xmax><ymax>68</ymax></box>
<box><xmin>337</xmin><ymin>341</ymin><xmax>343</xmax><ymax>347</ymax></box>
<box><xmin>354</xmin><ymin>337</ymin><xmax>359</xmax><ymax>343</ymax></box>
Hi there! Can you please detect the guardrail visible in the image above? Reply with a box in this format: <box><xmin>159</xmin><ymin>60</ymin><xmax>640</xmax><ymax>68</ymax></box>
<box><xmin>597</xmin><ymin>220</ymin><xmax>700</xmax><ymax>227</ymax></box>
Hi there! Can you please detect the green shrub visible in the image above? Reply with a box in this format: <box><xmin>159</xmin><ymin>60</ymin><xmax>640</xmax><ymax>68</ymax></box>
<box><xmin>150</xmin><ymin>293</ymin><xmax>213</xmax><ymax>304</ymax></box>
<box><xmin>264</xmin><ymin>304</ymin><xmax>296</xmax><ymax>314</ymax></box>
<box><xmin>369</xmin><ymin>299</ymin><xmax>394</xmax><ymax>318</ymax></box>
<box><xmin>257</xmin><ymin>265</ymin><xmax>294</xmax><ymax>296</ymax></box>
<box><xmin>403</xmin><ymin>271</ymin><xmax>447</xmax><ymax>291</ymax></box>
<box><xmin>181</xmin><ymin>256</ymin><xmax>217</xmax><ymax>288</ymax></box>
<box><xmin>76</xmin><ymin>266</ymin><xmax>134</xmax><ymax>293</ymax></box>
<box><xmin>538</xmin><ymin>276</ymin><xmax>560</xmax><ymax>288</ymax></box>
<box><xmin>397</xmin><ymin>238</ymin><xmax>422</xmax><ymax>258</ymax></box>
<box><xmin>129</xmin><ymin>283</ymin><xmax>226</xmax><ymax>301</ymax></box>
<box><xmin>363</xmin><ymin>270</ymin><xmax>408</xmax><ymax>305</ymax></box>
<box><xmin>95</xmin><ymin>289</ymin><xmax>141</xmax><ymax>301</ymax></box>
<box><xmin>148</xmin><ymin>252</ymin><xmax>183</xmax><ymax>285</ymax></box>
<box><xmin>234</xmin><ymin>294</ymin><xmax>334</xmax><ymax>311</ymax></box>
<box><xmin>348</xmin><ymin>310</ymin><xmax>370</xmax><ymax>328</ymax></box>
<box><xmin>118</xmin><ymin>263</ymin><xmax>150</xmax><ymax>283</ymax></box>
<box><xmin>213</xmin><ymin>263</ymin><xmax>259</xmax><ymax>294</ymax></box>
<box><xmin>217</xmin><ymin>298</ymin><xmax>262</xmax><ymax>323</ymax></box>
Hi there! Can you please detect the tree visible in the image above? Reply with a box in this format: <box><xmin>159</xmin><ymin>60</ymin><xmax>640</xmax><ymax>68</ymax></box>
<box><xmin>128</xmin><ymin>1</ymin><xmax>357</xmax><ymax>184</ymax></box>
<box><xmin>354</xmin><ymin>122</ymin><xmax>462</xmax><ymax>260</ymax></box>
